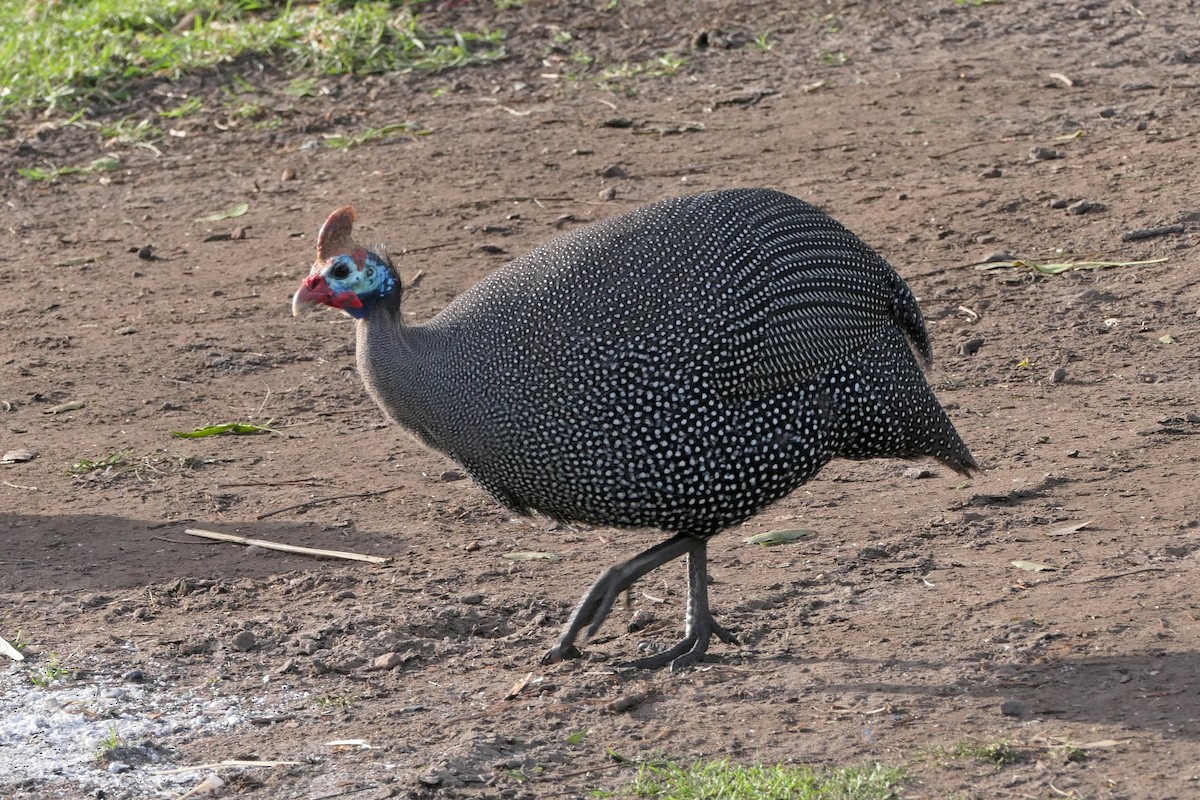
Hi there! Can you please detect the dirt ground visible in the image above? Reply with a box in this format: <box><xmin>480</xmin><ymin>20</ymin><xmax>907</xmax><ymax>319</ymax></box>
<box><xmin>2</xmin><ymin>0</ymin><xmax>1199</xmax><ymax>797</ymax></box>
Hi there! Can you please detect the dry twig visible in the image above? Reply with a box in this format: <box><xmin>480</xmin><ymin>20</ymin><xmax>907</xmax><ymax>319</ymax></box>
<box><xmin>183</xmin><ymin>528</ymin><xmax>390</xmax><ymax>564</ymax></box>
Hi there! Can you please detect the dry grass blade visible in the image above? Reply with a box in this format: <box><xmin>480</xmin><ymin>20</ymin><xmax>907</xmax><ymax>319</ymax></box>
<box><xmin>974</xmin><ymin>257</ymin><xmax>1167</xmax><ymax>274</ymax></box>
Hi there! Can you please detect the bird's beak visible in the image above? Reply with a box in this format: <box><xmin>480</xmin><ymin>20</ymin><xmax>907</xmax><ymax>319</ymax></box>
<box><xmin>291</xmin><ymin>273</ymin><xmax>330</xmax><ymax>316</ymax></box>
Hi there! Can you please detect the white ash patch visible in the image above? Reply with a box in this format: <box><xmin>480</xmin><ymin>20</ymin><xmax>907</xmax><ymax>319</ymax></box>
<box><xmin>0</xmin><ymin>661</ymin><xmax>310</xmax><ymax>800</ymax></box>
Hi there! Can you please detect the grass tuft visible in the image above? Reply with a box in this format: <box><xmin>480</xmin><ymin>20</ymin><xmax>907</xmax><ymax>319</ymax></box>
<box><xmin>622</xmin><ymin>759</ymin><xmax>905</xmax><ymax>799</ymax></box>
<box><xmin>0</xmin><ymin>0</ymin><xmax>505</xmax><ymax>118</ymax></box>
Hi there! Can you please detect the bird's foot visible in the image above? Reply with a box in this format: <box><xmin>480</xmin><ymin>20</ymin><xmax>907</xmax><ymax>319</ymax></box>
<box><xmin>620</xmin><ymin>613</ymin><xmax>738</xmax><ymax>671</ymax></box>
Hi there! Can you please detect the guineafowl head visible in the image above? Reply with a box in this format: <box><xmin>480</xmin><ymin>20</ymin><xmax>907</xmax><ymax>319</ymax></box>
<box><xmin>292</xmin><ymin>206</ymin><xmax>398</xmax><ymax>319</ymax></box>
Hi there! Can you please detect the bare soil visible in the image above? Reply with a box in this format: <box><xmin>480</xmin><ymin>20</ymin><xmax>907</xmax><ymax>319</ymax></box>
<box><xmin>2</xmin><ymin>1</ymin><xmax>1199</xmax><ymax>798</ymax></box>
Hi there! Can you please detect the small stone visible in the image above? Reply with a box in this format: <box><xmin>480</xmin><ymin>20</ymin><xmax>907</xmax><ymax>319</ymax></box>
<box><xmin>903</xmin><ymin>466</ymin><xmax>933</xmax><ymax>479</ymax></box>
<box><xmin>107</xmin><ymin>761</ymin><xmax>132</xmax><ymax>774</ymax></box>
<box><xmin>599</xmin><ymin>186</ymin><xmax>618</xmax><ymax>201</ymax></box>
<box><xmin>896</xmin><ymin>192</ymin><xmax>909</xmax><ymax>201</ymax></box>
<box><xmin>476</xmin><ymin>243</ymin><xmax>506</xmax><ymax>254</ymax></box>
<box><xmin>280</xmin><ymin>167</ymin><xmax>297</xmax><ymax>181</ymax></box>
<box><xmin>1000</xmin><ymin>699</ymin><xmax>1027</xmax><ymax>717</ymax></box>
<box><xmin>372</xmin><ymin>652</ymin><xmax>405</xmax><ymax>671</ymax></box>
<box><xmin>600</xmin><ymin>117</ymin><xmax>634</xmax><ymax>129</ymax></box>
<box><xmin>137</xmin><ymin>245</ymin><xmax>156</xmax><ymax>260</ymax></box>
<box><xmin>114</xmin><ymin>325</ymin><xmax>138</xmax><ymax>337</ymax></box>
<box><xmin>440</xmin><ymin>470</ymin><xmax>464</xmax><ymax>482</ymax></box>
<box><xmin>179</xmin><ymin>638</ymin><xmax>212</xmax><ymax>656</ymax></box>
<box><xmin>464</xmin><ymin>540</ymin><xmax>481</xmax><ymax>552</ymax></box>
<box><xmin>122</xmin><ymin>669</ymin><xmax>145</xmax><ymax>682</ymax></box>
<box><xmin>229</xmin><ymin>630</ymin><xmax>257</xmax><ymax>652</ymax></box>
<box><xmin>1051</xmin><ymin>367</ymin><xmax>1068</xmax><ymax>383</ymax></box>
<box><xmin>957</xmin><ymin>337</ymin><xmax>985</xmax><ymax>356</ymax></box>
<box><xmin>1098</xmin><ymin>107</ymin><xmax>1117</xmax><ymax>118</ymax></box>
<box><xmin>333</xmin><ymin>590</ymin><xmax>356</xmax><ymax>601</ymax></box>
<box><xmin>980</xmin><ymin>168</ymin><xmax>1002</xmax><ymax>179</ymax></box>
<box><xmin>230</xmin><ymin>227</ymin><xmax>247</xmax><ymax>240</ymax></box>
<box><xmin>1030</xmin><ymin>146</ymin><xmax>1061</xmax><ymax>161</ymax></box>
<box><xmin>974</xmin><ymin>234</ymin><xmax>997</xmax><ymax>244</ymax></box>
<box><xmin>1067</xmin><ymin>199</ymin><xmax>1102</xmax><ymax>215</ymax></box>
<box><xmin>627</xmin><ymin>609</ymin><xmax>654</xmax><ymax>632</ymax></box>
<box><xmin>460</xmin><ymin>592</ymin><xmax>484</xmax><ymax>605</ymax></box>
<box><xmin>1049</xmin><ymin>197</ymin><xmax>1071</xmax><ymax>209</ymax></box>
<box><xmin>600</xmin><ymin>164</ymin><xmax>628</xmax><ymax>178</ymax></box>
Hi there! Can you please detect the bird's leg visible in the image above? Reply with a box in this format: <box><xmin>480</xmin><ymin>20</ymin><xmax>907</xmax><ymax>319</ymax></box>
<box><xmin>541</xmin><ymin>533</ymin><xmax>698</xmax><ymax>665</ymax></box>
<box><xmin>622</xmin><ymin>538</ymin><xmax>738</xmax><ymax>671</ymax></box>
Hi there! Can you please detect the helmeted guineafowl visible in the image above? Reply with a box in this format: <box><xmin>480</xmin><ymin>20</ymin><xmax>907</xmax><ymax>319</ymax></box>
<box><xmin>292</xmin><ymin>188</ymin><xmax>977</xmax><ymax>670</ymax></box>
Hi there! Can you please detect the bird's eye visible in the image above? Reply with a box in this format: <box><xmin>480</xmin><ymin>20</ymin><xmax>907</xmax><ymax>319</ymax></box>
<box><xmin>330</xmin><ymin>261</ymin><xmax>352</xmax><ymax>280</ymax></box>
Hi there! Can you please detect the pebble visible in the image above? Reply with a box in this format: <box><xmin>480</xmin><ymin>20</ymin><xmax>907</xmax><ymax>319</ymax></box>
<box><xmin>1029</xmin><ymin>146</ymin><xmax>1061</xmax><ymax>161</ymax></box>
<box><xmin>903</xmin><ymin>466</ymin><xmax>933</xmax><ymax>479</ymax></box>
<box><xmin>600</xmin><ymin>164</ymin><xmax>628</xmax><ymax>178</ymax></box>
<box><xmin>957</xmin><ymin>337</ymin><xmax>985</xmax><ymax>356</ymax></box>
<box><xmin>460</xmin><ymin>592</ymin><xmax>484</xmax><ymax>605</ymax></box>
<box><xmin>122</xmin><ymin>669</ymin><xmax>146</xmax><ymax>683</ymax></box>
<box><xmin>280</xmin><ymin>167</ymin><xmax>297</xmax><ymax>181</ymax></box>
<box><xmin>107</xmin><ymin>761</ymin><xmax>132</xmax><ymax>774</ymax></box>
<box><xmin>372</xmin><ymin>652</ymin><xmax>406</xmax><ymax>671</ymax></box>
<box><xmin>1051</xmin><ymin>367</ymin><xmax>1068</xmax><ymax>383</ymax></box>
<box><xmin>440</xmin><ymin>470</ymin><xmax>464</xmax><ymax>482</ymax></box>
<box><xmin>229</xmin><ymin>631</ymin><xmax>257</xmax><ymax>652</ymax></box>
<box><xmin>599</xmin><ymin>186</ymin><xmax>618</xmax><ymax>201</ymax></box>
<box><xmin>1067</xmin><ymin>199</ymin><xmax>1102</xmax><ymax>215</ymax></box>
<box><xmin>1049</xmin><ymin>197</ymin><xmax>1072</xmax><ymax>209</ymax></box>
<box><xmin>297</xmin><ymin>638</ymin><xmax>322</xmax><ymax>655</ymax></box>
<box><xmin>1000</xmin><ymin>699</ymin><xmax>1027</xmax><ymax>717</ymax></box>
<box><xmin>627</xmin><ymin>609</ymin><xmax>654</xmax><ymax>632</ymax></box>
<box><xmin>979</xmin><ymin>168</ymin><xmax>1002</xmax><ymax>179</ymax></box>
<box><xmin>333</xmin><ymin>590</ymin><xmax>357</xmax><ymax>601</ymax></box>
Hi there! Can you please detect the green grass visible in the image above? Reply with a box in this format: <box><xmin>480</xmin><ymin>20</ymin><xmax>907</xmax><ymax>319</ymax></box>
<box><xmin>29</xmin><ymin>653</ymin><xmax>70</xmax><ymax>687</ymax></box>
<box><xmin>0</xmin><ymin>0</ymin><xmax>506</xmax><ymax>118</ymax></box>
<box><xmin>69</xmin><ymin>450</ymin><xmax>133</xmax><ymax>476</ymax></box>
<box><xmin>18</xmin><ymin>155</ymin><xmax>120</xmax><ymax>182</ymax></box>
<box><xmin>322</xmin><ymin>121</ymin><xmax>430</xmax><ymax>150</ymax></box>
<box><xmin>95</xmin><ymin>723</ymin><xmax>124</xmax><ymax>762</ymax></box>
<box><xmin>615</xmin><ymin>759</ymin><xmax>905</xmax><ymax>799</ymax></box>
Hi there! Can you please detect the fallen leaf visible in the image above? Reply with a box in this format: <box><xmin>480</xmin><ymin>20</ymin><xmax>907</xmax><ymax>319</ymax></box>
<box><xmin>743</xmin><ymin>529</ymin><xmax>816</xmax><ymax>546</ymax></box>
<box><xmin>194</xmin><ymin>203</ymin><xmax>250</xmax><ymax>223</ymax></box>
<box><xmin>1048</xmin><ymin>520</ymin><xmax>1093</xmax><ymax>536</ymax></box>
<box><xmin>53</xmin><ymin>255</ymin><xmax>100</xmax><ymax>267</ymax></box>
<box><xmin>1012</xmin><ymin>560</ymin><xmax>1057</xmax><ymax>572</ymax></box>
<box><xmin>44</xmin><ymin>401</ymin><xmax>84</xmax><ymax>414</ymax></box>
<box><xmin>1</xmin><ymin>448</ymin><xmax>36</xmax><ymax>464</ymax></box>
<box><xmin>171</xmin><ymin>422</ymin><xmax>281</xmax><ymax>438</ymax></box>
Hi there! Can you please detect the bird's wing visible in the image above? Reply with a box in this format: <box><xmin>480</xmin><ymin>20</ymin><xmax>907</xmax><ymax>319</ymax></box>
<box><xmin>707</xmin><ymin>226</ymin><xmax>933</xmax><ymax>398</ymax></box>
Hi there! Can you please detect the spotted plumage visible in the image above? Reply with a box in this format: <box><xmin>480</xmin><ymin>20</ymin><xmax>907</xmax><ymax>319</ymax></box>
<box><xmin>293</xmin><ymin>188</ymin><xmax>977</xmax><ymax>670</ymax></box>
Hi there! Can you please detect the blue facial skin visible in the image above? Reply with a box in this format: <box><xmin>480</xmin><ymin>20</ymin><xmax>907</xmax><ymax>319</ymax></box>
<box><xmin>321</xmin><ymin>252</ymin><xmax>397</xmax><ymax>319</ymax></box>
